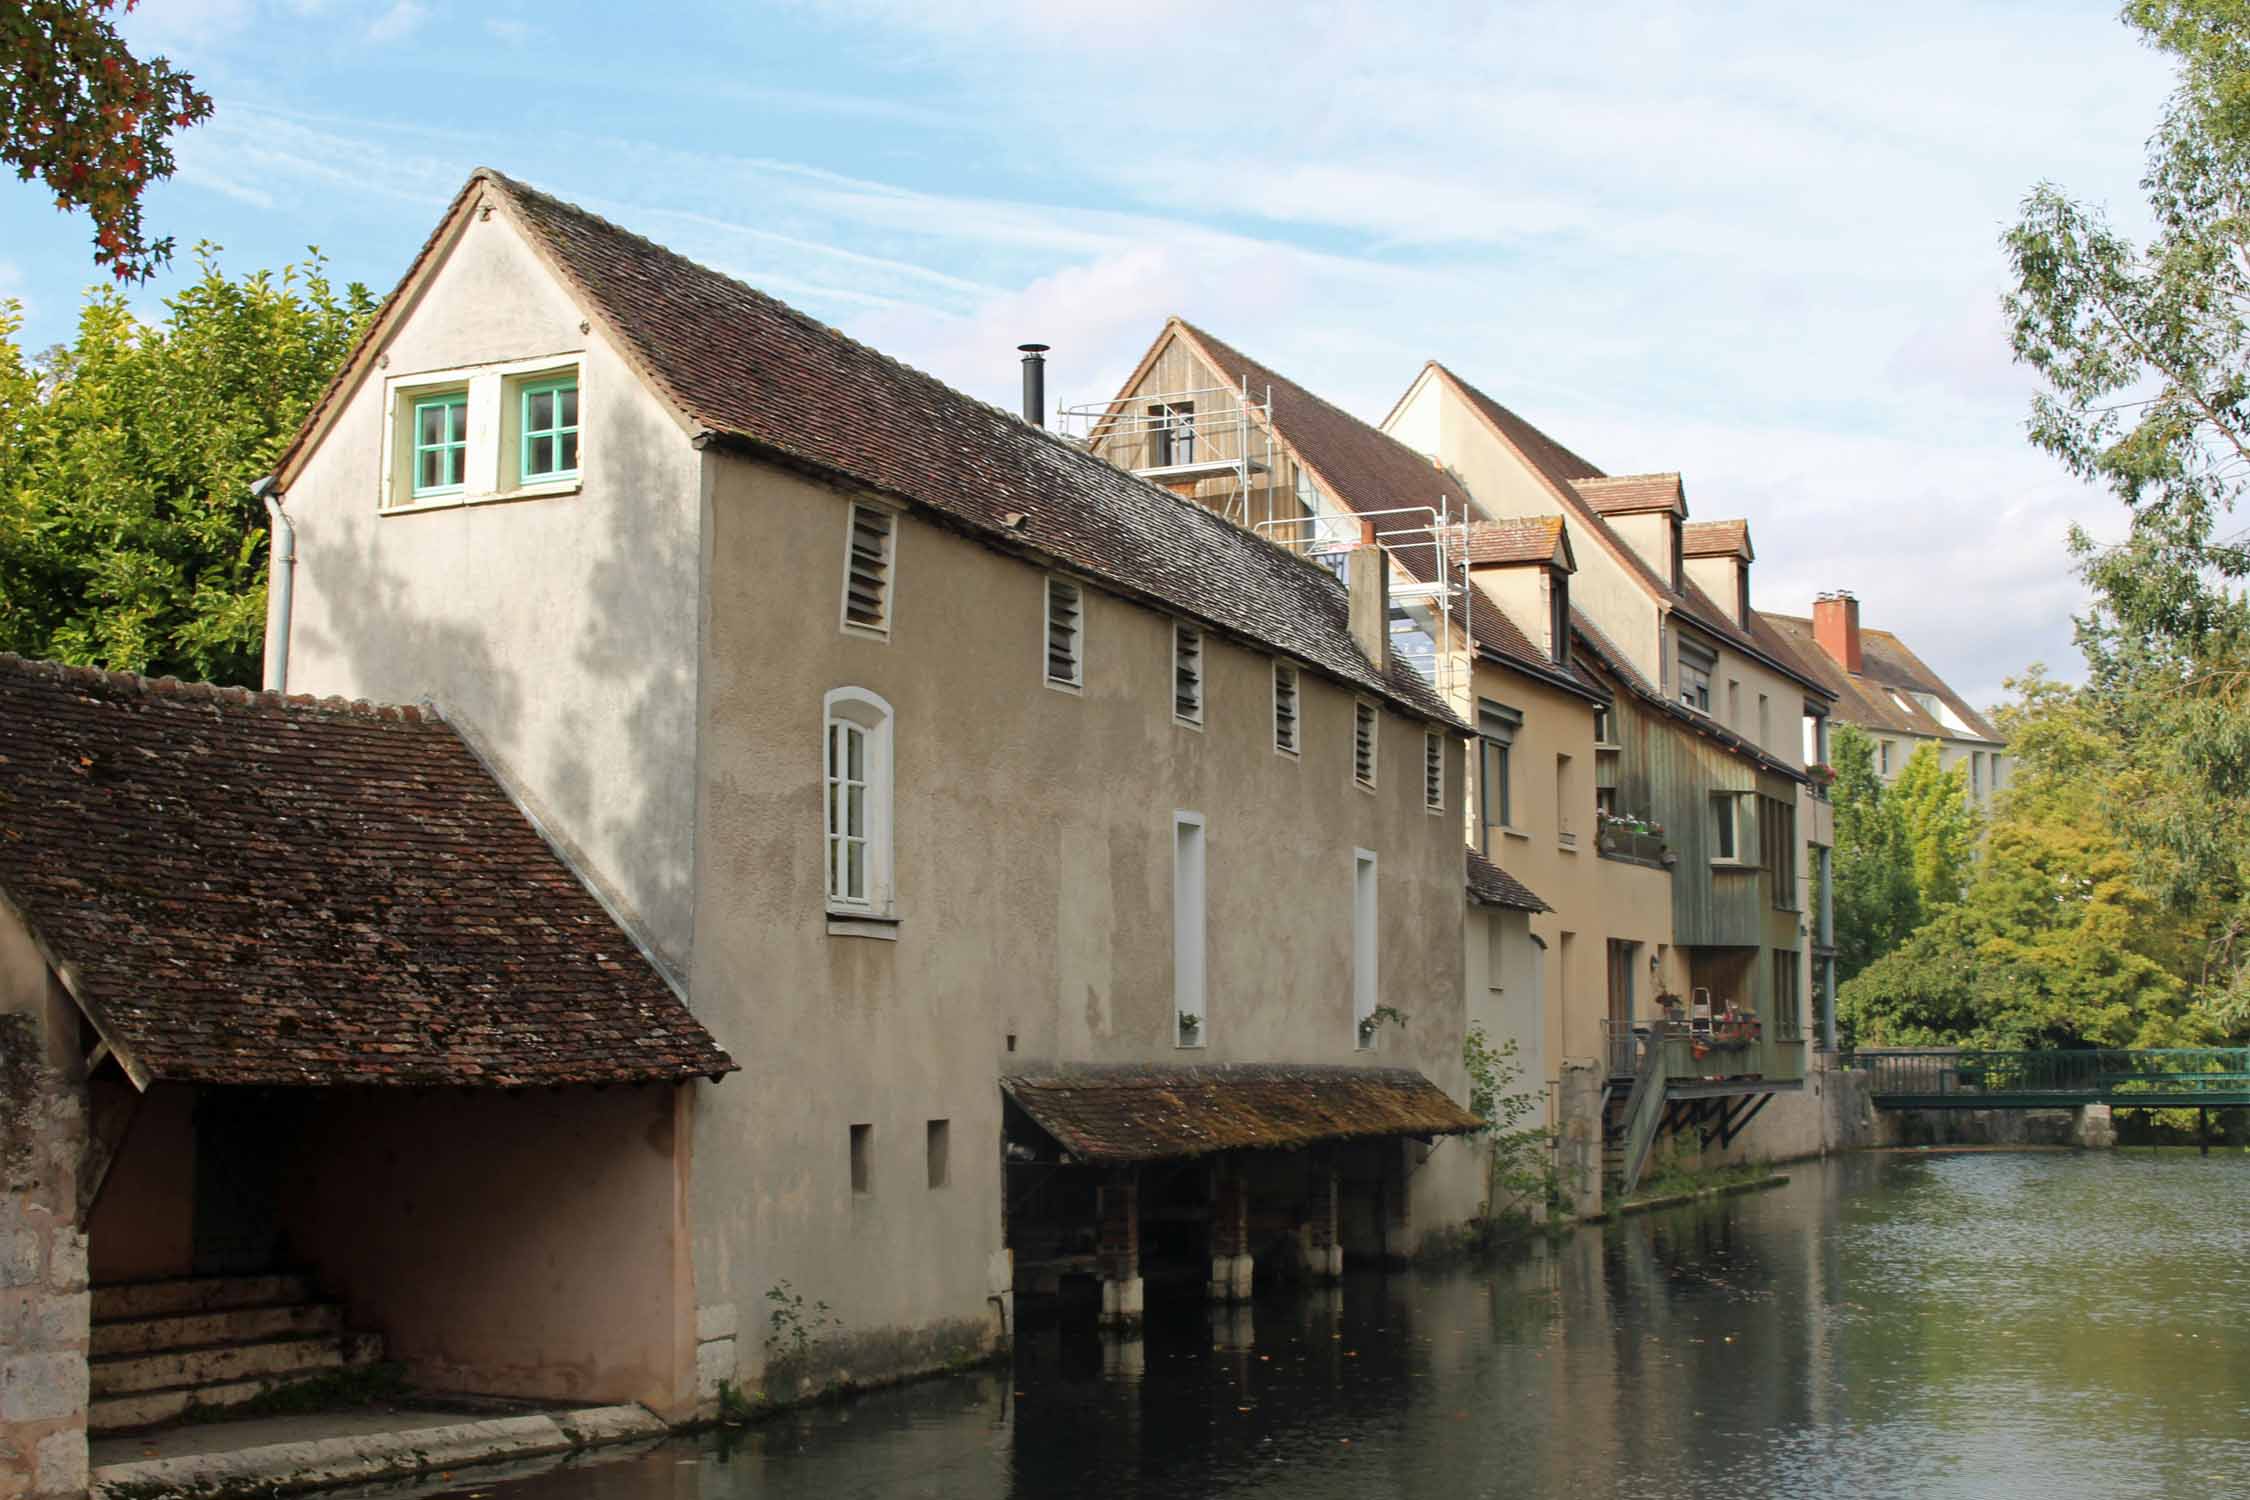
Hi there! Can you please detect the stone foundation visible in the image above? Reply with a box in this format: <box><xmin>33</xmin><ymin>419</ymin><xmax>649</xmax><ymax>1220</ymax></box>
<box><xmin>1</xmin><ymin>1012</ymin><xmax>89</xmax><ymax>1500</ymax></box>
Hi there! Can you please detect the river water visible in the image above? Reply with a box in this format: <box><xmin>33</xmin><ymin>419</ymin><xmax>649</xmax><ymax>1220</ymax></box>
<box><xmin>456</xmin><ymin>1150</ymin><xmax>2250</xmax><ymax>1500</ymax></box>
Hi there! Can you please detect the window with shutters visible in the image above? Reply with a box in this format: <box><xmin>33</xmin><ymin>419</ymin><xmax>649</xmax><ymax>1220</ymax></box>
<box><xmin>839</xmin><ymin>503</ymin><xmax>896</xmax><ymax>638</ymax></box>
<box><xmin>1353</xmin><ymin>700</ymin><xmax>1378</xmax><ymax>790</ymax></box>
<box><xmin>1045</xmin><ymin>577</ymin><xmax>1083</xmax><ymax>689</ymax></box>
<box><xmin>1173</xmin><ymin>623</ymin><xmax>1204</xmax><ymax>727</ymax></box>
<box><xmin>1273</xmin><ymin>662</ymin><xmax>1300</xmax><ymax>756</ymax></box>
<box><xmin>1424</xmin><ymin>731</ymin><xmax>1444</xmax><ymax>813</ymax></box>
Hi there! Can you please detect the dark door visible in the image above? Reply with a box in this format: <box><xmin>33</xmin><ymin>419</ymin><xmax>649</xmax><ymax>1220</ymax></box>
<box><xmin>191</xmin><ymin>1090</ymin><xmax>301</xmax><ymax>1274</ymax></box>
<box><xmin>1606</xmin><ymin>940</ymin><xmax>1638</xmax><ymax>1072</ymax></box>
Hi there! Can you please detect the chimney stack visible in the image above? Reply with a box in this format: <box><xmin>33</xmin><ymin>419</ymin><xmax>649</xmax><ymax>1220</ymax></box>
<box><xmin>1018</xmin><ymin>343</ymin><xmax>1050</xmax><ymax>427</ymax></box>
<box><xmin>1813</xmin><ymin>591</ymin><xmax>1862</xmax><ymax>675</ymax></box>
<box><xmin>1347</xmin><ymin>544</ymin><xmax>1391</xmax><ymax>673</ymax></box>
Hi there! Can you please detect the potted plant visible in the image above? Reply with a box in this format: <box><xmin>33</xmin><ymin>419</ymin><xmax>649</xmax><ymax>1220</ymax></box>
<box><xmin>1177</xmin><ymin>1011</ymin><xmax>1202</xmax><ymax>1043</ymax></box>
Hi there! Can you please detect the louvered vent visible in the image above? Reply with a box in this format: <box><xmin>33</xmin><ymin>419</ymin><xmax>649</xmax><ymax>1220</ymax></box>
<box><xmin>1273</xmin><ymin>664</ymin><xmax>1299</xmax><ymax>753</ymax></box>
<box><xmin>1425</xmin><ymin>732</ymin><xmax>1444</xmax><ymax>810</ymax></box>
<box><xmin>843</xmin><ymin>504</ymin><xmax>894</xmax><ymax>633</ymax></box>
<box><xmin>1046</xmin><ymin>578</ymin><xmax>1082</xmax><ymax>685</ymax></box>
<box><xmin>1174</xmin><ymin>625</ymin><xmax>1203</xmax><ymax>724</ymax></box>
<box><xmin>1354</xmin><ymin>701</ymin><xmax>1378</xmax><ymax>787</ymax></box>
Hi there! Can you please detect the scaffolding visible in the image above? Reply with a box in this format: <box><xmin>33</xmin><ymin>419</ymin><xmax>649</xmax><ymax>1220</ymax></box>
<box><xmin>1058</xmin><ymin>378</ymin><xmax>1276</xmax><ymax>528</ymax></box>
<box><xmin>1255</xmin><ymin>497</ymin><xmax>1476</xmax><ymax>706</ymax></box>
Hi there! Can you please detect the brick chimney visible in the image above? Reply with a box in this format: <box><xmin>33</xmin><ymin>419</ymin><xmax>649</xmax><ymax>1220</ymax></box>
<box><xmin>1813</xmin><ymin>591</ymin><xmax>1862</xmax><ymax>675</ymax></box>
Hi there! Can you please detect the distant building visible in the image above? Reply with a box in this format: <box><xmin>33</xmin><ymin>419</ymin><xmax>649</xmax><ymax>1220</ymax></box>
<box><xmin>1762</xmin><ymin>593</ymin><xmax>2007</xmax><ymax>806</ymax></box>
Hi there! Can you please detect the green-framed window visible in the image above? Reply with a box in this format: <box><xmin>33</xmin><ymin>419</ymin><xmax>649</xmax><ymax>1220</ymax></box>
<box><xmin>411</xmin><ymin>393</ymin><xmax>468</xmax><ymax>496</ymax></box>
<box><xmin>521</xmin><ymin>376</ymin><xmax>579</xmax><ymax>481</ymax></box>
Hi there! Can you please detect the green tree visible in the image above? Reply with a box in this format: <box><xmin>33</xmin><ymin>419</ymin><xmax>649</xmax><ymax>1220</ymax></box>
<box><xmin>1828</xmin><ymin>724</ymin><xmax>1919</xmax><ymax>983</ymax></box>
<box><xmin>2006</xmin><ymin>0</ymin><xmax>2250</xmax><ymax>1032</ymax></box>
<box><xmin>0</xmin><ymin>248</ymin><xmax>375</xmax><ymax>685</ymax></box>
<box><xmin>1</xmin><ymin>1</ymin><xmax>215</xmax><ymax>281</ymax></box>
<box><xmin>1889</xmin><ymin>742</ymin><xmax>1981</xmax><ymax>910</ymax></box>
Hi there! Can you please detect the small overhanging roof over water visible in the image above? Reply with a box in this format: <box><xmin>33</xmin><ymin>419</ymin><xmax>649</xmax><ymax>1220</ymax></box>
<box><xmin>0</xmin><ymin>655</ymin><xmax>736</xmax><ymax>1091</ymax></box>
<box><xmin>1002</xmin><ymin>1064</ymin><xmax>1481</xmax><ymax>1164</ymax></box>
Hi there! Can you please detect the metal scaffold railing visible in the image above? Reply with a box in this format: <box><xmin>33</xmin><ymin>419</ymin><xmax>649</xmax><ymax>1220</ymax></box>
<box><xmin>1057</xmin><ymin>379</ymin><xmax>1275</xmax><ymax>528</ymax></box>
<box><xmin>1253</xmin><ymin>498</ymin><xmax>1476</xmax><ymax>706</ymax></box>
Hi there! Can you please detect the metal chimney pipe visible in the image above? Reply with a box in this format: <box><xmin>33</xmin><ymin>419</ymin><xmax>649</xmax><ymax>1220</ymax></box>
<box><xmin>1018</xmin><ymin>343</ymin><xmax>1050</xmax><ymax>426</ymax></box>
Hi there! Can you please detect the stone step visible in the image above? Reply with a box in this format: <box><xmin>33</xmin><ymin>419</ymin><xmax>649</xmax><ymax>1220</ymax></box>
<box><xmin>90</xmin><ymin>1333</ymin><xmax>353</xmax><ymax>1397</ymax></box>
<box><xmin>90</xmin><ymin>1301</ymin><xmax>343</xmax><ymax>1357</ymax></box>
<box><xmin>91</xmin><ymin>1273</ymin><xmax>314</xmax><ymax>1322</ymax></box>
<box><xmin>86</xmin><ymin>1336</ymin><xmax>382</xmax><ymax>1435</ymax></box>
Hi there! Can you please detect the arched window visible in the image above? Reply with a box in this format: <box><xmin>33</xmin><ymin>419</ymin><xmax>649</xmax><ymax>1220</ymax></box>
<box><xmin>824</xmin><ymin>688</ymin><xmax>895</xmax><ymax>915</ymax></box>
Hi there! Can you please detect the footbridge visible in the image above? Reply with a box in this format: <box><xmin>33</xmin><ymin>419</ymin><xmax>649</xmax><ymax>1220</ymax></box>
<box><xmin>1849</xmin><ymin>1049</ymin><xmax>2250</xmax><ymax>1109</ymax></box>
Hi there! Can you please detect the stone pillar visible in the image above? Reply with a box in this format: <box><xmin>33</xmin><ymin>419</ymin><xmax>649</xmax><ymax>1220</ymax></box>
<box><xmin>1301</xmin><ymin>1156</ymin><xmax>1343</xmax><ymax>1281</ymax></box>
<box><xmin>1</xmin><ymin>1009</ymin><xmax>90</xmax><ymax>1500</ymax></box>
<box><xmin>2073</xmin><ymin>1103</ymin><xmax>2118</xmax><ymax>1150</ymax></box>
<box><xmin>1380</xmin><ymin>1144</ymin><xmax>1414</xmax><ymax>1264</ymax></box>
<box><xmin>1207</xmin><ymin>1159</ymin><xmax>1253</xmax><ymax>1302</ymax></box>
<box><xmin>1556</xmin><ymin>1061</ymin><xmax>1604</xmax><ymax>1221</ymax></box>
<box><xmin>1096</xmin><ymin>1172</ymin><xmax>1143</xmax><ymax>1327</ymax></box>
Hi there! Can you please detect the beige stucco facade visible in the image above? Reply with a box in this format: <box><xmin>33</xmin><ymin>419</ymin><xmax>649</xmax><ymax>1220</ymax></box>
<box><xmin>270</xmin><ymin>189</ymin><xmax>1487</xmax><ymax>1411</ymax></box>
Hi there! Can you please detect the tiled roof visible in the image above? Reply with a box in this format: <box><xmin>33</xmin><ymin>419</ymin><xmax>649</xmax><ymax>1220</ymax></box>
<box><xmin>1161</xmin><ymin>321</ymin><xmax>1598</xmax><ymax>704</ymax></box>
<box><xmin>1467</xmin><ymin>849</ymin><xmax>1551</xmax><ymax>912</ymax></box>
<box><xmin>1465</xmin><ymin>517</ymin><xmax>1568</xmax><ymax>567</ymax></box>
<box><xmin>1683</xmin><ymin>519</ymin><xmax>1751</xmax><ymax>559</ymax></box>
<box><xmin>1571</xmin><ymin>474</ymin><xmax>1684</xmax><ymax>516</ymax></box>
<box><xmin>1569</xmin><ymin>615</ymin><xmax>1809</xmax><ymax>784</ymax></box>
<box><xmin>0</xmin><ymin>655</ymin><xmax>737</xmax><ymax>1089</ymax></box>
<box><xmin>1001</xmin><ymin>1063</ymin><xmax>1480</xmax><ymax>1164</ymax></box>
<box><xmin>1759</xmin><ymin>612</ymin><xmax>2002</xmax><ymax>744</ymax></box>
<box><xmin>280</xmin><ymin>173</ymin><xmax>1458</xmax><ymax>733</ymax></box>
<box><xmin>1428</xmin><ymin>366</ymin><xmax>1830</xmax><ymax>700</ymax></box>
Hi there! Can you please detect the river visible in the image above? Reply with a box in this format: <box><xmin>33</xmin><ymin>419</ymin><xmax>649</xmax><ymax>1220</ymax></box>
<box><xmin>447</xmin><ymin>1150</ymin><xmax>2250</xmax><ymax>1500</ymax></box>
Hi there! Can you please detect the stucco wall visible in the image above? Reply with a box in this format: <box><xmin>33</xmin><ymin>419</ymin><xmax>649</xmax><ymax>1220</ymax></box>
<box><xmin>280</xmin><ymin>1084</ymin><xmax>696</xmax><ymax>1419</ymax></box>
<box><xmin>83</xmin><ymin>1082</ymin><xmax>192</xmax><ymax>1285</ymax></box>
<box><xmin>283</xmin><ymin>195</ymin><xmax>705</xmax><ymax>973</ymax></box>
<box><xmin>0</xmin><ymin>912</ymin><xmax>88</xmax><ymax>1500</ymax></box>
<box><xmin>688</xmin><ymin>454</ymin><xmax>1479</xmax><ymax>1390</ymax></box>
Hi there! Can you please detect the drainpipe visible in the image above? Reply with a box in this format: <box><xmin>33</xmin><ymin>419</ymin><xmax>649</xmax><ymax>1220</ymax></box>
<box><xmin>1818</xmin><ymin>844</ymin><xmax>1837</xmax><ymax>1051</ymax></box>
<box><xmin>255</xmin><ymin>475</ymin><xmax>293</xmax><ymax>693</ymax></box>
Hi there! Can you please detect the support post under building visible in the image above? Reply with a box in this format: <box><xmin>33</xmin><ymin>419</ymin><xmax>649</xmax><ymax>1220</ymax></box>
<box><xmin>1208</xmin><ymin>1159</ymin><xmax>1253</xmax><ymax>1302</ymax></box>
<box><xmin>1097</xmin><ymin>1171</ymin><xmax>1143</xmax><ymax>1327</ymax></box>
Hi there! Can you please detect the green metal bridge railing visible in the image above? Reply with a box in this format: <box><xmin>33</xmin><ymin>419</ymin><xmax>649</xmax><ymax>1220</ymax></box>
<box><xmin>1843</xmin><ymin>1048</ymin><xmax>2250</xmax><ymax>1108</ymax></box>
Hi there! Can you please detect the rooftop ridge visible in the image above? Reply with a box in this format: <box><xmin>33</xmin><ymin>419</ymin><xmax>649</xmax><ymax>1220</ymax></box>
<box><xmin>0</xmin><ymin>653</ymin><xmax>436</xmax><ymax>724</ymax></box>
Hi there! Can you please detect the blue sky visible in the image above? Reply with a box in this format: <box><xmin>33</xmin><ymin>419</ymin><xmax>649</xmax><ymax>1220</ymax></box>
<box><xmin>0</xmin><ymin>1</ymin><xmax>2179</xmax><ymax>708</ymax></box>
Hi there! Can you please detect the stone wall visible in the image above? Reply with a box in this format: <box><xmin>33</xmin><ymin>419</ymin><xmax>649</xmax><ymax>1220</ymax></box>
<box><xmin>1</xmin><ymin>1011</ymin><xmax>89</xmax><ymax>1500</ymax></box>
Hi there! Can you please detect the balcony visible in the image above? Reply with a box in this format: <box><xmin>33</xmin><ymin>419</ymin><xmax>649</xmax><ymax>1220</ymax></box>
<box><xmin>1603</xmin><ymin>1016</ymin><xmax>1807</xmax><ymax>1086</ymax></box>
<box><xmin>1596</xmin><ymin>812</ymin><xmax>1673</xmax><ymax>869</ymax></box>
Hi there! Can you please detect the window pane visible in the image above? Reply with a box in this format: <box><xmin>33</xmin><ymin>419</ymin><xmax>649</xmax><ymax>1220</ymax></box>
<box><xmin>558</xmin><ymin>431</ymin><xmax>579</xmax><ymax>472</ymax></box>
<box><xmin>845</xmin><ymin>783</ymin><xmax>864</xmax><ymax>839</ymax></box>
<box><xmin>446</xmin><ymin>400</ymin><xmax>465</xmax><ymax>441</ymax></box>
<box><xmin>845</xmin><ymin>839</ymin><xmax>864</xmax><ymax>898</ymax></box>
<box><xmin>529</xmin><ymin>390</ymin><xmax>554</xmax><ymax>431</ymax></box>
<box><xmin>558</xmin><ymin>385</ymin><xmax>578</xmax><ymax>427</ymax></box>
<box><xmin>845</xmin><ymin>725</ymin><xmax>863</xmax><ymax>781</ymax></box>
<box><xmin>418</xmin><ymin>404</ymin><xmax>444</xmax><ymax>446</ymax></box>
<box><xmin>529</xmin><ymin>436</ymin><xmax>554</xmax><ymax>476</ymax></box>
<box><xmin>418</xmin><ymin>449</ymin><xmax>440</xmax><ymax>491</ymax></box>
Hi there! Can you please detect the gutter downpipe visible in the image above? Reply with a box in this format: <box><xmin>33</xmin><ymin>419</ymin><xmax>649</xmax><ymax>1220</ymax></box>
<box><xmin>256</xmin><ymin>475</ymin><xmax>293</xmax><ymax>693</ymax></box>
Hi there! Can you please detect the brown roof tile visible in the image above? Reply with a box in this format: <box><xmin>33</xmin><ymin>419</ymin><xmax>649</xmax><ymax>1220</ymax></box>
<box><xmin>1683</xmin><ymin>519</ymin><xmax>1751</xmax><ymax>559</ymax></box>
<box><xmin>1164</xmin><ymin>322</ymin><xmax>1598</xmax><ymax>703</ymax></box>
<box><xmin>1465</xmin><ymin>517</ymin><xmax>1568</xmax><ymax>567</ymax></box>
<box><xmin>1467</xmin><ymin>849</ymin><xmax>1551</xmax><ymax>912</ymax></box>
<box><xmin>1758</xmin><ymin>612</ymin><xmax>2001</xmax><ymax>744</ymax></box>
<box><xmin>0</xmin><ymin>655</ymin><xmax>737</xmax><ymax>1089</ymax></box>
<box><xmin>1572</xmin><ymin>474</ymin><xmax>1684</xmax><ymax>516</ymax></box>
<box><xmin>1001</xmin><ymin>1063</ymin><xmax>1480</xmax><ymax>1164</ymax></box>
<box><xmin>1429</xmin><ymin>366</ymin><xmax>1831</xmax><ymax>700</ymax></box>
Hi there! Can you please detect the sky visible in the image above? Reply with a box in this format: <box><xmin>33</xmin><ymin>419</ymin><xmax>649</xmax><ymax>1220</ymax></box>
<box><xmin>0</xmin><ymin>1</ymin><xmax>2181</xmax><ymax>710</ymax></box>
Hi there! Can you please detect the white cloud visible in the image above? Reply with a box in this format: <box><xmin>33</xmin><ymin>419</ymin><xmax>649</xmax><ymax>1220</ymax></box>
<box><xmin>365</xmin><ymin>0</ymin><xmax>426</xmax><ymax>43</ymax></box>
<box><xmin>485</xmin><ymin>17</ymin><xmax>535</xmax><ymax>45</ymax></box>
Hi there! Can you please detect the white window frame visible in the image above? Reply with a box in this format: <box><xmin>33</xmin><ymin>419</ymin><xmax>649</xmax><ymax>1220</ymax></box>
<box><xmin>1172</xmin><ymin>622</ymin><xmax>1205</xmax><ymax>729</ymax></box>
<box><xmin>1174</xmin><ymin>812</ymin><xmax>1207</xmax><ymax>1048</ymax></box>
<box><xmin>823</xmin><ymin>687</ymin><xmax>896</xmax><ymax>921</ymax></box>
<box><xmin>1044</xmin><ymin>575</ymin><xmax>1084</xmax><ymax>692</ymax></box>
<box><xmin>1352</xmin><ymin>700</ymin><xmax>1379</xmax><ymax>792</ymax></box>
<box><xmin>1711</xmin><ymin>790</ymin><xmax>1752</xmax><ymax>867</ymax></box>
<box><xmin>1424</xmin><ymin>731</ymin><xmax>1445</xmax><ymax>814</ymax></box>
<box><xmin>1353</xmin><ymin>849</ymin><xmax>1378</xmax><ymax>1047</ymax></box>
<box><xmin>1273</xmin><ymin>661</ymin><xmax>1300</xmax><ymax>757</ymax></box>
<box><xmin>379</xmin><ymin>351</ymin><xmax>586</xmax><ymax>513</ymax></box>
<box><xmin>838</xmin><ymin>501</ymin><xmax>898</xmax><ymax>640</ymax></box>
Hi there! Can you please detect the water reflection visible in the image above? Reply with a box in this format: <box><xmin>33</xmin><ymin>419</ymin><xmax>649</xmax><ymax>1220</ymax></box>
<box><xmin>461</xmin><ymin>1151</ymin><xmax>2250</xmax><ymax>1500</ymax></box>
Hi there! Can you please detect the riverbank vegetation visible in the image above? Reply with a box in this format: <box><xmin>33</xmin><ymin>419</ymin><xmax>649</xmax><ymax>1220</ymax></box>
<box><xmin>1836</xmin><ymin>0</ymin><xmax>2250</xmax><ymax>1055</ymax></box>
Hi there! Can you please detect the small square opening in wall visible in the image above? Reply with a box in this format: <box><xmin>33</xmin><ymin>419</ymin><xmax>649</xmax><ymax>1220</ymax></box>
<box><xmin>850</xmin><ymin>1123</ymin><xmax>872</xmax><ymax>1195</ymax></box>
<box><xmin>927</xmin><ymin>1119</ymin><xmax>950</xmax><ymax>1189</ymax></box>
<box><xmin>1353</xmin><ymin>701</ymin><xmax>1379</xmax><ymax>789</ymax></box>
